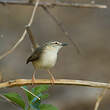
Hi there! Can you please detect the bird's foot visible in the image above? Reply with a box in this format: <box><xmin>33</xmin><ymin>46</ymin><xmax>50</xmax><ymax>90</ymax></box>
<box><xmin>32</xmin><ymin>76</ymin><xmax>36</xmax><ymax>85</ymax></box>
<box><xmin>50</xmin><ymin>77</ymin><xmax>55</xmax><ymax>86</ymax></box>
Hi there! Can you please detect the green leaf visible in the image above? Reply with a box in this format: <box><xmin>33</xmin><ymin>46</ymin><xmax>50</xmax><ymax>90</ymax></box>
<box><xmin>40</xmin><ymin>94</ymin><xmax>49</xmax><ymax>100</ymax></box>
<box><xmin>21</xmin><ymin>86</ymin><xmax>34</xmax><ymax>103</ymax></box>
<box><xmin>4</xmin><ymin>93</ymin><xmax>25</xmax><ymax>109</ymax></box>
<box><xmin>23</xmin><ymin>85</ymin><xmax>49</xmax><ymax>102</ymax></box>
<box><xmin>30</xmin><ymin>97</ymin><xmax>41</xmax><ymax>110</ymax></box>
<box><xmin>39</xmin><ymin>104</ymin><xmax>58</xmax><ymax>110</ymax></box>
<box><xmin>22</xmin><ymin>85</ymin><xmax>49</xmax><ymax>105</ymax></box>
<box><xmin>32</xmin><ymin>85</ymin><xmax>49</xmax><ymax>95</ymax></box>
<box><xmin>25</xmin><ymin>90</ymin><xmax>33</xmax><ymax>102</ymax></box>
<box><xmin>22</xmin><ymin>86</ymin><xmax>27</xmax><ymax>89</ymax></box>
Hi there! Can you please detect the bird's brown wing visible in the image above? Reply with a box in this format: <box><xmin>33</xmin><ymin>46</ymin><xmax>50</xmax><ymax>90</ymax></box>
<box><xmin>26</xmin><ymin>47</ymin><xmax>42</xmax><ymax>64</ymax></box>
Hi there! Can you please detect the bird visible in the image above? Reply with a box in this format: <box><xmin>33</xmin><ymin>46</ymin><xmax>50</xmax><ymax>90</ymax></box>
<box><xmin>26</xmin><ymin>41</ymin><xmax>67</xmax><ymax>84</ymax></box>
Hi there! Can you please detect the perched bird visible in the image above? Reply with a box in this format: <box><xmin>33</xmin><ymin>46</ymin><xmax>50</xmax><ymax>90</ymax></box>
<box><xmin>26</xmin><ymin>41</ymin><xmax>67</xmax><ymax>83</ymax></box>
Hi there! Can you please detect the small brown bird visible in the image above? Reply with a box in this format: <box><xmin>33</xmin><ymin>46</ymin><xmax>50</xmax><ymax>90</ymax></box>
<box><xmin>26</xmin><ymin>41</ymin><xmax>67</xmax><ymax>83</ymax></box>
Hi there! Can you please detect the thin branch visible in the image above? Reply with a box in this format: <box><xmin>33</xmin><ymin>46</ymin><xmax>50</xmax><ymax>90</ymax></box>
<box><xmin>94</xmin><ymin>81</ymin><xmax>110</xmax><ymax>110</ymax></box>
<box><xmin>0</xmin><ymin>94</ymin><xmax>12</xmax><ymax>102</ymax></box>
<box><xmin>27</xmin><ymin>0</ymin><xmax>39</xmax><ymax>27</ymax></box>
<box><xmin>0</xmin><ymin>94</ymin><xmax>18</xmax><ymax>107</ymax></box>
<box><xmin>26</xmin><ymin>25</ymin><xmax>37</xmax><ymax>50</ymax></box>
<box><xmin>0</xmin><ymin>1</ymin><xmax>107</xmax><ymax>8</ymax></box>
<box><xmin>0</xmin><ymin>0</ymin><xmax>39</xmax><ymax>60</ymax></box>
<box><xmin>20</xmin><ymin>86</ymin><xmax>40</xmax><ymax>100</ymax></box>
<box><xmin>94</xmin><ymin>88</ymin><xmax>107</xmax><ymax>110</ymax></box>
<box><xmin>0</xmin><ymin>79</ymin><xmax>110</xmax><ymax>89</ymax></box>
<box><xmin>42</xmin><ymin>6</ymin><xmax>81</xmax><ymax>54</ymax></box>
<box><xmin>0</xmin><ymin>30</ymin><xmax>26</xmax><ymax>60</ymax></box>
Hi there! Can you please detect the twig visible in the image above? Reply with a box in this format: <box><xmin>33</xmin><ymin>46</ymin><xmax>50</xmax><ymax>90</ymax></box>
<box><xmin>0</xmin><ymin>94</ymin><xmax>12</xmax><ymax>102</ymax></box>
<box><xmin>27</xmin><ymin>0</ymin><xmax>39</xmax><ymax>27</ymax></box>
<box><xmin>42</xmin><ymin>6</ymin><xmax>81</xmax><ymax>54</ymax></box>
<box><xmin>0</xmin><ymin>1</ymin><xmax>107</xmax><ymax>8</ymax></box>
<box><xmin>0</xmin><ymin>30</ymin><xmax>26</xmax><ymax>60</ymax></box>
<box><xmin>26</xmin><ymin>26</ymin><xmax>37</xmax><ymax>50</ymax></box>
<box><xmin>0</xmin><ymin>0</ymin><xmax>39</xmax><ymax>60</ymax></box>
<box><xmin>0</xmin><ymin>79</ymin><xmax>110</xmax><ymax>89</ymax></box>
<box><xmin>94</xmin><ymin>88</ymin><xmax>107</xmax><ymax>110</ymax></box>
<box><xmin>0</xmin><ymin>94</ymin><xmax>18</xmax><ymax>107</ymax></box>
<box><xmin>20</xmin><ymin>86</ymin><xmax>40</xmax><ymax>100</ymax></box>
<box><xmin>94</xmin><ymin>81</ymin><xmax>110</xmax><ymax>110</ymax></box>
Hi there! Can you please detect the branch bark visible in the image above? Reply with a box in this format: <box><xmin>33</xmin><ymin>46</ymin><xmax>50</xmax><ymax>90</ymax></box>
<box><xmin>0</xmin><ymin>1</ymin><xmax>107</xmax><ymax>8</ymax></box>
<box><xmin>94</xmin><ymin>88</ymin><xmax>107</xmax><ymax>110</ymax></box>
<box><xmin>0</xmin><ymin>79</ymin><xmax>110</xmax><ymax>89</ymax></box>
<box><xmin>26</xmin><ymin>26</ymin><xmax>37</xmax><ymax>49</ymax></box>
<box><xmin>94</xmin><ymin>81</ymin><xmax>110</xmax><ymax>110</ymax></box>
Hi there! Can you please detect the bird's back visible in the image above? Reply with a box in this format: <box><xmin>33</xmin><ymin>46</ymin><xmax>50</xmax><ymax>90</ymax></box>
<box><xmin>26</xmin><ymin>47</ymin><xmax>42</xmax><ymax>64</ymax></box>
<box><xmin>26</xmin><ymin>46</ymin><xmax>58</xmax><ymax>69</ymax></box>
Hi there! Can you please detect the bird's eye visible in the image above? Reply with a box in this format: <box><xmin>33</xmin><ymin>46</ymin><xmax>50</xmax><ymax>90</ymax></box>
<box><xmin>55</xmin><ymin>42</ymin><xmax>58</xmax><ymax>44</ymax></box>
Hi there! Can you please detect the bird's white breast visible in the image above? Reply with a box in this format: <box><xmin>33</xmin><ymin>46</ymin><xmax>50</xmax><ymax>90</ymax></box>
<box><xmin>32</xmin><ymin>46</ymin><xmax>60</xmax><ymax>69</ymax></box>
<box><xmin>40</xmin><ymin>50</ymin><xmax>57</xmax><ymax>68</ymax></box>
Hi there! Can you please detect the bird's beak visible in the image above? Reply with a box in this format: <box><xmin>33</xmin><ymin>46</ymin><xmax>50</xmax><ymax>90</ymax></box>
<box><xmin>61</xmin><ymin>43</ymin><xmax>68</xmax><ymax>46</ymax></box>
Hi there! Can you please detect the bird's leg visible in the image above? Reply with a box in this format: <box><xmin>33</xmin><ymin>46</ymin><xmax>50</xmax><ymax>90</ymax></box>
<box><xmin>47</xmin><ymin>70</ymin><xmax>55</xmax><ymax>85</ymax></box>
<box><xmin>32</xmin><ymin>70</ymin><xmax>36</xmax><ymax>84</ymax></box>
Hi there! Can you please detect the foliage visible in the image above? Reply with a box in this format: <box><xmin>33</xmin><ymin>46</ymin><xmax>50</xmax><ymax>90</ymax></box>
<box><xmin>1</xmin><ymin>85</ymin><xmax>58</xmax><ymax>110</ymax></box>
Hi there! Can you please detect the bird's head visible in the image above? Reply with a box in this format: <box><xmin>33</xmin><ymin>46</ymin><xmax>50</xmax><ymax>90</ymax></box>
<box><xmin>43</xmin><ymin>41</ymin><xmax>67</xmax><ymax>52</ymax></box>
